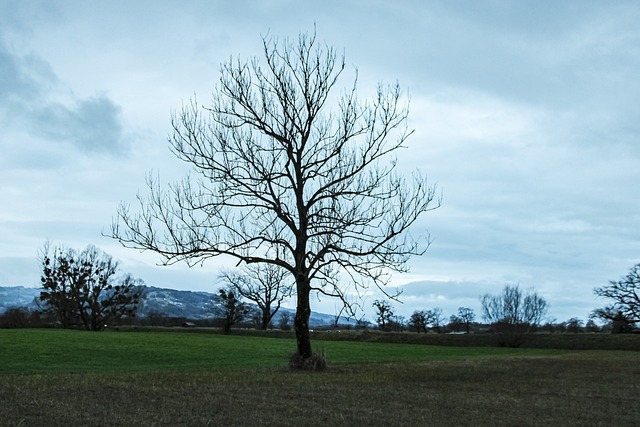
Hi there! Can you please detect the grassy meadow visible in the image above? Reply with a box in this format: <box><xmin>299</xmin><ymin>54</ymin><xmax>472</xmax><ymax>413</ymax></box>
<box><xmin>1</xmin><ymin>329</ymin><xmax>639</xmax><ymax>426</ymax></box>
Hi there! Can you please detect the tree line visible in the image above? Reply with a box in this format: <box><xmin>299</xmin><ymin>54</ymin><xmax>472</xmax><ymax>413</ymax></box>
<box><xmin>2</xmin><ymin>241</ymin><xmax>638</xmax><ymax>344</ymax></box>
<box><xmin>370</xmin><ymin>279</ymin><xmax>639</xmax><ymax>347</ymax></box>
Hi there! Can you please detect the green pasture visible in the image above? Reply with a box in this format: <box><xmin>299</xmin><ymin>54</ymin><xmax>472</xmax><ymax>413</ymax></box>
<box><xmin>0</xmin><ymin>329</ymin><xmax>557</xmax><ymax>374</ymax></box>
<box><xmin>1</xmin><ymin>329</ymin><xmax>639</xmax><ymax>426</ymax></box>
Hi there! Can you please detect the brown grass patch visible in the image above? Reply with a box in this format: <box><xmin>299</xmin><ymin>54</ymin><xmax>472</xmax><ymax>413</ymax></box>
<box><xmin>1</xmin><ymin>351</ymin><xmax>638</xmax><ymax>426</ymax></box>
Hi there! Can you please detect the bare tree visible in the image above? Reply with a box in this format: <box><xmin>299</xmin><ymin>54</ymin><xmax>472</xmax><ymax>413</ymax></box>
<box><xmin>448</xmin><ymin>314</ymin><xmax>464</xmax><ymax>332</ymax></box>
<box><xmin>427</xmin><ymin>307</ymin><xmax>445</xmax><ymax>333</ymax></box>
<box><xmin>40</xmin><ymin>244</ymin><xmax>142</xmax><ymax>331</ymax></box>
<box><xmin>585</xmin><ymin>319</ymin><xmax>600</xmax><ymax>333</ymax></box>
<box><xmin>480</xmin><ymin>285</ymin><xmax>548</xmax><ymax>346</ymax></box>
<box><xmin>590</xmin><ymin>307</ymin><xmax>634</xmax><ymax>333</ymax></box>
<box><xmin>391</xmin><ymin>315</ymin><xmax>406</xmax><ymax>332</ymax></box>
<box><xmin>219</xmin><ymin>263</ymin><xmax>292</xmax><ymax>330</ymax></box>
<box><xmin>593</xmin><ymin>263</ymin><xmax>640</xmax><ymax>324</ymax></box>
<box><xmin>565</xmin><ymin>317</ymin><xmax>583</xmax><ymax>333</ymax></box>
<box><xmin>373</xmin><ymin>299</ymin><xmax>394</xmax><ymax>331</ymax></box>
<box><xmin>278</xmin><ymin>310</ymin><xmax>293</xmax><ymax>330</ymax></box>
<box><xmin>110</xmin><ymin>31</ymin><xmax>438</xmax><ymax>360</ymax></box>
<box><xmin>456</xmin><ymin>307</ymin><xmax>475</xmax><ymax>333</ymax></box>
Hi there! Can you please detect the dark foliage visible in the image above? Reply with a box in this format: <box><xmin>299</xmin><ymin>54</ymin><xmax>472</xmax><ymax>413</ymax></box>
<box><xmin>0</xmin><ymin>307</ymin><xmax>51</xmax><ymax>328</ymax></box>
<box><xmin>212</xmin><ymin>288</ymin><xmax>253</xmax><ymax>334</ymax></box>
<box><xmin>373</xmin><ymin>300</ymin><xmax>394</xmax><ymax>331</ymax></box>
<box><xmin>409</xmin><ymin>310</ymin><xmax>429</xmax><ymax>333</ymax></box>
<box><xmin>39</xmin><ymin>244</ymin><xmax>142</xmax><ymax>330</ymax></box>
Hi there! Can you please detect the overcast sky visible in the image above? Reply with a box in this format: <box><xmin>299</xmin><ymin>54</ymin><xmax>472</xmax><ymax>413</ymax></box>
<box><xmin>1</xmin><ymin>0</ymin><xmax>639</xmax><ymax>323</ymax></box>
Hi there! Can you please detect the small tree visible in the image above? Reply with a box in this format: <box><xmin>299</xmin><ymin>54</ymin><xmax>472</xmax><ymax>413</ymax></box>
<box><xmin>427</xmin><ymin>308</ymin><xmax>444</xmax><ymax>333</ymax></box>
<box><xmin>145</xmin><ymin>310</ymin><xmax>168</xmax><ymax>327</ymax></box>
<box><xmin>480</xmin><ymin>284</ymin><xmax>548</xmax><ymax>347</ymax></box>
<box><xmin>278</xmin><ymin>311</ymin><xmax>293</xmax><ymax>330</ymax></box>
<box><xmin>389</xmin><ymin>315</ymin><xmax>405</xmax><ymax>332</ymax></box>
<box><xmin>40</xmin><ymin>244</ymin><xmax>142</xmax><ymax>330</ymax></box>
<box><xmin>593</xmin><ymin>263</ymin><xmax>640</xmax><ymax>325</ymax></box>
<box><xmin>219</xmin><ymin>263</ymin><xmax>292</xmax><ymax>330</ymax></box>
<box><xmin>585</xmin><ymin>319</ymin><xmax>600</xmax><ymax>333</ymax></box>
<box><xmin>373</xmin><ymin>300</ymin><xmax>394</xmax><ymax>331</ymax></box>
<box><xmin>589</xmin><ymin>306</ymin><xmax>635</xmax><ymax>333</ymax></box>
<box><xmin>409</xmin><ymin>310</ymin><xmax>429</xmax><ymax>333</ymax></box>
<box><xmin>457</xmin><ymin>307</ymin><xmax>476</xmax><ymax>333</ymax></box>
<box><xmin>566</xmin><ymin>317</ymin><xmax>583</xmax><ymax>333</ymax></box>
<box><xmin>448</xmin><ymin>314</ymin><xmax>464</xmax><ymax>333</ymax></box>
<box><xmin>212</xmin><ymin>288</ymin><xmax>253</xmax><ymax>334</ymax></box>
<box><xmin>355</xmin><ymin>316</ymin><xmax>370</xmax><ymax>330</ymax></box>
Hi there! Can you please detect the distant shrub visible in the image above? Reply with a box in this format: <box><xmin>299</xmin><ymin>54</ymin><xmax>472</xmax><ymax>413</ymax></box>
<box><xmin>278</xmin><ymin>311</ymin><xmax>293</xmax><ymax>331</ymax></box>
<box><xmin>0</xmin><ymin>307</ymin><xmax>50</xmax><ymax>328</ymax></box>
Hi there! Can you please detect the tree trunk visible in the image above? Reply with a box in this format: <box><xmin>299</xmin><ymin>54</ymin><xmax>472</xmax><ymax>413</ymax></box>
<box><xmin>260</xmin><ymin>307</ymin><xmax>270</xmax><ymax>330</ymax></box>
<box><xmin>294</xmin><ymin>278</ymin><xmax>312</xmax><ymax>358</ymax></box>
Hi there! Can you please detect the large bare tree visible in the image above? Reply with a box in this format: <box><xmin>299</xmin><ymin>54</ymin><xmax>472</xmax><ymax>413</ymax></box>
<box><xmin>593</xmin><ymin>263</ymin><xmax>640</xmax><ymax>325</ymax></box>
<box><xmin>111</xmin><ymin>31</ymin><xmax>438</xmax><ymax>360</ymax></box>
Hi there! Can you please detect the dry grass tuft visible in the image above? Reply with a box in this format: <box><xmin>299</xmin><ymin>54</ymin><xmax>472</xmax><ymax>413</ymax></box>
<box><xmin>288</xmin><ymin>351</ymin><xmax>328</xmax><ymax>371</ymax></box>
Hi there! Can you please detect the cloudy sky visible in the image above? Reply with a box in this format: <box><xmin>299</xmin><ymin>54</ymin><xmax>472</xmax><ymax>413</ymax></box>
<box><xmin>1</xmin><ymin>0</ymin><xmax>639</xmax><ymax>323</ymax></box>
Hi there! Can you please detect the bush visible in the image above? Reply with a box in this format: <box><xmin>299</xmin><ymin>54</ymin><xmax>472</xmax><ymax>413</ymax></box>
<box><xmin>490</xmin><ymin>322</ymin><xmax>534</xmax><ymax>347</ymax></box>
<box><xmin>0</xmin><ymin>308</ymin><xmax>52</xmax><ymax>328</ymax></box>
<box><xmin>0</xmin><ymin>307</ymin><xmax>31</xmax><ymax>328</ymax></box>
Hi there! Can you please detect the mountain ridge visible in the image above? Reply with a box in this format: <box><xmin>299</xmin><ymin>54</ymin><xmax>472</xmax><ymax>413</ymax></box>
<box><xmin>0</xmin><ymin>285</ymin><xmax>352</xmax><ymax>327</ymax></box>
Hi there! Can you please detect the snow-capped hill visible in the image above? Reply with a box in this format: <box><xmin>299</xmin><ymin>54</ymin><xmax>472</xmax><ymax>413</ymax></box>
<box><xmin>0</xmin><ymin>286</ymin><xmax>40</xmax><ymax>313</ymax></box>
<box><xmin>0</xmin><ymin>285</ymin><xmax>355</xmax><ymax>326</ymax></box>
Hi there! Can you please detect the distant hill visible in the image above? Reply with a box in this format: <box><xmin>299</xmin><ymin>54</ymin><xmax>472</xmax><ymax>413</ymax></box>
<box><xmin>0</xmin><ymin>285</ymin><xmax>352</xmax><ymax>327</ymax></box>
<box><xmin>0</xmin><ymin>286</ymin><xmax>40</xmax><ymax>313</ymax></box>
<box><xmin>138</xmin><ymin>286</ymin><xmax>220</xmax><ymax>319</ymax></box>
<box><xmin>138</xmin><ymin>286</ymin><xmax>349</xmax><ymax>326</ymax></box>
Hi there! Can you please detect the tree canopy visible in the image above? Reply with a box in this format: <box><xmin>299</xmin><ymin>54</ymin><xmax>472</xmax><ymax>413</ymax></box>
<box><xmin>111</xmin><ymin>31</ymin><xmax>438</xmax><ymax>359</ymax></box>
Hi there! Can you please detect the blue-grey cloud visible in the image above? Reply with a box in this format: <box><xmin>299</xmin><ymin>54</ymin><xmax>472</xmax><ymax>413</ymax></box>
<box><xmin>0</xmin><ymin>37</ymin><xmax>126</xmax><ymax>158</ymax></box>
<box><xmin>31</xmin><ymin>96</ymin><xmax>125</xmax><ymax>155</ymax></box>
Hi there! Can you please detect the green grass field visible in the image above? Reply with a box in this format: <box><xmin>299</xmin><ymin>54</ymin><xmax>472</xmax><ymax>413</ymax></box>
<box><xmin>1</xmin><ymin>329</ymin><xmax>639</xmax><ymax>426</ymax></box>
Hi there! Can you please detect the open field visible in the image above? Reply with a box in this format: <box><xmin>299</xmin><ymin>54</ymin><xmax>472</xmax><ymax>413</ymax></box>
<box><xmin>120</xmin><ymin>325</ymin><xmax>640</xmax><ymax>351</ymax></box>
<box><xmin>1</xmin><ymin>329</ymin><xmax>639</xmax><ymax>426</ymax></box>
